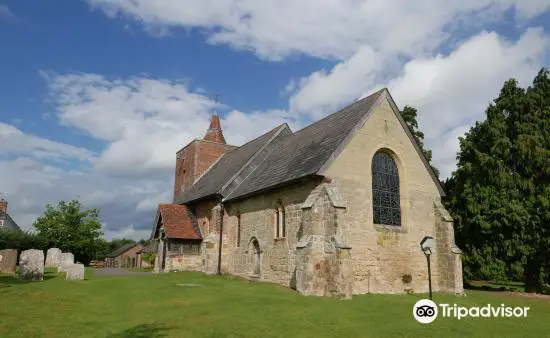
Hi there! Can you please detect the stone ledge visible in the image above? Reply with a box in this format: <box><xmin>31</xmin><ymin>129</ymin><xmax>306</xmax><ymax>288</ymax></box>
<box><xmin>373</xmin><ymin>224</ymin><xmax>408</xmax><ymax>233</ymax></box>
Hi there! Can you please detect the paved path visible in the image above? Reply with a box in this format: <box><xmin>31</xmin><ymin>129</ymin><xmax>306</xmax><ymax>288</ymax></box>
<box><xmin>92</xmin><ymin>268</ymin><xmax>153</xmax><ymax>277</ymax></box>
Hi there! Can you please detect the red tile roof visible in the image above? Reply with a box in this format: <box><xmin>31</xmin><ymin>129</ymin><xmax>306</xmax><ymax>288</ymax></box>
<box><xmin>203</xmin><ymin>115</ymin><xmax>226</xmax><ymax>144</ymax></box>
<box><xmin>158</xmin><ymin>204</ymin><xmax>201</xmax><ymax>239</ymax></box>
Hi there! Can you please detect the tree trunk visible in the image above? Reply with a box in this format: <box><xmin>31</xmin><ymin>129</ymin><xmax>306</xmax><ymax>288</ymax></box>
<box><xmin>524</xmin><ymin>259</ymin><xmax>542</xmax><ymax>293</ymax></box>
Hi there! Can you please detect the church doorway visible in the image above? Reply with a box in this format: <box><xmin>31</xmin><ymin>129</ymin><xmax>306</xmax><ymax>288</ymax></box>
<box><xmin>249</xmin><ymin>238</ymin><xmax>261</xmax><ymax>277</ymax></box>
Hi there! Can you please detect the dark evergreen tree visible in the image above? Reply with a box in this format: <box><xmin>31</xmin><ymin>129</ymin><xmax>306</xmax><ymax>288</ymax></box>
<box><xmin>445</xmin><ymin>68</ymin><xmax>550</xmax><ymax>292</ymax></box>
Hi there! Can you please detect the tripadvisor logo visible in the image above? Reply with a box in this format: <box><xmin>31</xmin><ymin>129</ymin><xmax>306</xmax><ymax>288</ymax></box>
<box><xmin>413</xmin><ymin>299</ymin><xmax>530</xmax><ymax>324</ymax></box>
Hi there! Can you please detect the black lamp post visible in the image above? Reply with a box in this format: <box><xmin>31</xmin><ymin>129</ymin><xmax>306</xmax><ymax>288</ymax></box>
<box><xmin>420</xmin><ymin>236</ymin><xmax>436</xmax><ymax>300</ymax></box>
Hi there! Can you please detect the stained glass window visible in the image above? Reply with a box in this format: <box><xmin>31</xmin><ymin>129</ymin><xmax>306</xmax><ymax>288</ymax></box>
<box><xmin>372</xmin><ymin>151</ymin><xmax>401</xmax><ymax>226</ymax></box>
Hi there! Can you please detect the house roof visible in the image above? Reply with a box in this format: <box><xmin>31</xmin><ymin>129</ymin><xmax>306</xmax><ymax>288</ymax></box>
<box><xmin>152</xmin><ymin>204</ymin><xmax>202</xmax><ymax>240</ymax></box>
<box><xmin>223</xmin><ymin>89</ymin><xmax>386</xmax><ymax>201</ymax></box>
<box><xmin>0</xmin><ymin>211</ymin><xmax>22</xmax><ymax>232</ymax></box>
<box><xmin>178</xmin><ymin>123</ymin><xmax>292</xmax><ymax>204</ymax></box>
<box><xmin>137</xmin><ymin>240</ymin><xmax>158</xmax><ymax>254</ymax></box>
<box><xmin>176</xmin><ymin>87</ymin><xmax>445</xmax><ymax>205</ymax></box>
<box><xmin>106</xmin><ymin>243</ymin><xmax>139</xmax><ymax>258</ymax></box>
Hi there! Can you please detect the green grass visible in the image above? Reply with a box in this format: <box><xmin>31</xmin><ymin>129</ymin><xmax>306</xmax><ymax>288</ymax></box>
<box><xmin>0</xmin><ymin>270</ymin><xmax>549</xmax><ymax>338</ymax></box>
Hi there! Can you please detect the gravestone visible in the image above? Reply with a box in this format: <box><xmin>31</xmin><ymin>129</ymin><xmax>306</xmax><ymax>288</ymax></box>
<box><xmin>58</xmin><ymin>252</ymin><xmax>74</xmax><ymax>273</ymax></box>
<box><xmin>45</xmin><ymin>248</ymin><xmax>62</xmax><ymax>268</ymax></box>
<box><xmin>0</xmin><ymin>249</ymin><xmax>17</xmax><ymax>274</ymax></box>
<box><xmin>65</xmin><ymin>263</ymin><xmax>85</xmax><ymax>280</ymax></box>
<box><xmin>19</xmin><ymin>249</ymin><xmax>44</xmax><ymax>281</ymax></box>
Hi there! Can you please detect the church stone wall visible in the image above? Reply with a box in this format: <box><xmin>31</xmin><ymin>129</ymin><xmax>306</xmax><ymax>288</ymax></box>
<box><xmin>323</xmin><ymin>96</ymin><xmax>463</xmax><ymax>295</ymax></box>
<box><xmin>222</xmin><ymin>180</ymin><xmax>321</xmax><ymax>287</ymax></box>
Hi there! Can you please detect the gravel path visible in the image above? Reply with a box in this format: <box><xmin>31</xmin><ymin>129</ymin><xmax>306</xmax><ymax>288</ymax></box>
<box><xmin>92</xmin><ymin>268</ymin><xmax>153</xmax><ymax>276</ymax></box>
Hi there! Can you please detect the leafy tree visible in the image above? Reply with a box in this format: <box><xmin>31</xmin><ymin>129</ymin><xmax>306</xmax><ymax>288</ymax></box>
<box><xmin>107</xmin><ymin>238</ymin><xmax>136</xmax><ymax>253</ymax></box>
<box><xmin>0</xmin><ymin>230</ymin><xmax>48</xmax><ymax>252</ymax></box>
<box><xmin>445</xmin><ymin>68</ymin><xmax>550</xmax><ymax>292</ymax></box>
<box><xmin>33</xmin><ymin>199</ymin><xmax>104</xmax><ymax>265</ymax></box>
<box><xmin>401</xmin><ymin>106</ymin><xmax>440</xmax><ymax>177</ymax></box>
<box><xmin>142</xmin><ymin>252</ymin><xmax>156</xmax><ymax>266</ymax></box>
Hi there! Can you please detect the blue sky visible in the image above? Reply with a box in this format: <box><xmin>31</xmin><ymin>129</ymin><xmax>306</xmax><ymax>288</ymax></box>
<box><xmin>1</xmin><ymin>0</ymin><xmax>549</xmax><ymax>240</ymax></box>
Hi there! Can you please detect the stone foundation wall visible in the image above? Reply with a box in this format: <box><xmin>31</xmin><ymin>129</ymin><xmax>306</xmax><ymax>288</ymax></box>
<box><xmin>222</xmin><ymin>180</ymin><xmax>320</xmax><ymax>286</ymax></box>
<box><xmin>165</xmin><ymin>253</ymin><xmax>202</xmax><ymax>272</ymax></box>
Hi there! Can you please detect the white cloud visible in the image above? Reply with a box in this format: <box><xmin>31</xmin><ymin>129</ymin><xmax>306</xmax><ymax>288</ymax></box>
<box><xmin>285</xmin><ymin>28</ymin><xmax>549</xmax><ymax>178</ymax></box>
<box><xmin>87</xmin><ymin>0</ymin><xmax>550</xmax><ymax>60</ymax></box>
<box><xmin>0</xmin><ymin>123</ymin><xmax>94</xmax><ymax>161</ymax></box>
<box><xmin>288</xmin><ymin>45</ymin><xmax>379</xmax><ymax>119</ymax></box>
<box><xmin>1</xmin><ymin>73</ymin><xmax>296</xmax><ymax>239</ymax></box>
<box><xmin>102</xmin><ymin>224</ymin><xmax>151</xmax><ymax>241</ymax></box>
<box><xmin>43</xmin><ymin>72</ymin><xmax>294</xmax><ymax>177</ymax></box>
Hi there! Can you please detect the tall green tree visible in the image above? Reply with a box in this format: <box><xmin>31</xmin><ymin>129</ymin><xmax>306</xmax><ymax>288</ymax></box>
<box><xmin>401</xmin><ymin>106</ymin><xmax>439</xmax><ymax>177</ymax></box>
<box><xmin>445</xmin><ymin>68</ymin><xmax>550</xmax><ymax>292</ymax></box>
<box><xmin>33</xmin><ymin>199</ymin><xmax>104</xmax><ymax>265</ymax></box>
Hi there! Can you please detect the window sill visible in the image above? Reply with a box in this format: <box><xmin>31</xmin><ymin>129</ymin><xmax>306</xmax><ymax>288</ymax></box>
<box><xmin>373</xmin><ymin>223</ymin><xmax>407</xmax><ymax>233</ymax></box>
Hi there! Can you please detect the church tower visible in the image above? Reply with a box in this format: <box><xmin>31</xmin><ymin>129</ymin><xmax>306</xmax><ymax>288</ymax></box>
<box><xmin>173</xmin><ymin>115</ymin><xmax>235</xmax><ymax>202</ymax></box>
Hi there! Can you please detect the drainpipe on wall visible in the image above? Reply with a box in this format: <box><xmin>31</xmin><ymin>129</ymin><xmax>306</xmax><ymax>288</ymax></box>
<box><xmin>217</xmin><ymin>200</ymin><xmax>224</xmax><ymax>275</ymax></box>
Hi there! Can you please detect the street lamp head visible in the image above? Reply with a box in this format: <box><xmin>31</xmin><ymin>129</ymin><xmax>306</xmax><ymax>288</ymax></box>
<box><xmin>420</xmin><ymin>236</ymin><xmax>436</xmax><ymax>255</ymax></box>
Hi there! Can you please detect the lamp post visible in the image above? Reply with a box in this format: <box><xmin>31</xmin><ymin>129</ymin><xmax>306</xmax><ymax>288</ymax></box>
<box><xmin>420</xmin><ymin>236</ymin><xmax>436</xmax><ymax>300</ymax></box>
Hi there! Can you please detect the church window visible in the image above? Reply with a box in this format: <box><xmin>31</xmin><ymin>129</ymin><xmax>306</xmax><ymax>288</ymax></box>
<box><xmin>274</xmin><ymin>202</ymin><xmax>286</xmax><ymax>239</ymax></box>
<box><xmin>372</xmin><ymin>151</ymin><xmax>401</xmax><ymax>226</ymax></box>
<box><xmin>236</xmin><ymin>212</ymin><xmax>241</xmax><ymax>247</ymax></box>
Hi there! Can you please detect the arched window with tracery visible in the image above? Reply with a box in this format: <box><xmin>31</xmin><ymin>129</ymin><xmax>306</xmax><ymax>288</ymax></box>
<box><xmin>372</xmin><ymin>151</ymin><xmax>401</xmax><ymax>226</ymax></box>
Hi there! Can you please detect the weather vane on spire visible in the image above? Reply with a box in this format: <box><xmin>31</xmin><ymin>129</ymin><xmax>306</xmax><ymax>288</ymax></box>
<box><xmin>212</xmin><ymin>93</ymin><xmax>221</xmax><ymax>116</ymax></box>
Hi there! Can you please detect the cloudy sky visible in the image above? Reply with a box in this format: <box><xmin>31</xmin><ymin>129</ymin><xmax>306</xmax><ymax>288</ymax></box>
<box><xmin>1</xmin><ymin>0</ymin><xmax>549</xmax><ymax>240</ymax></box>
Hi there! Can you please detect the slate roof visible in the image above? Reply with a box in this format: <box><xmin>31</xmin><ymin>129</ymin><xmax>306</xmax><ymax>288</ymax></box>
<box><xmin>137</xmin><ymin>240</ymin><xmax>158</xmax><ymax>254</ymax></box>
<box><xmin>178</xmin><ymin>124</ymin><xmax>292</xmax><ymax>204</ymax></box>
<box><xmin>106</xmin><ymin>243</ymin><xmax>139</xmax><ymax>258</ymax></box>
<box><xmin>223</xmin><ymin>89</ymin><xmax>385</xmax><ymax>201</ymax></box>
<box><xmin>177</xmin><ymin>87</ymin><xmax>444</xmax><ymax>205</ymax></box>
<box><xmin>0</xmin><ymin>211</ymin><xmax>22</xmax><ymax>232</ymax></box>
<box><xmin>153</xmin><ymin>204</ymin><xmax>202</xmax><ymax>240</ymax></box>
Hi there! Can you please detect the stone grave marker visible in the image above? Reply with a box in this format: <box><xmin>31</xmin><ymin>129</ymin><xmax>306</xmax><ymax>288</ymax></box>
<box><xmin>19</xmin><ymin>249</ymin><xmax>44</xmax><ymax>281</ymax></box>
<box><xmin>0</xmin><ymin>249</ymin><xmax>17</xmax><ymax>274</ymax></box>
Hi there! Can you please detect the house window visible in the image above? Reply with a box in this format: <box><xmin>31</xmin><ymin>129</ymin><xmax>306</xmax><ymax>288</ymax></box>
<box><xmin>372</xmin><ymin>151</ymin><xmax>401</xmax><ymax>226</ymax></box>
<box><xmin>0</xmin><ymin>220</ymin><xmax>4</xmax><ymax>228</ymax></box>
<box><xmin>236</xmin><ymin>212</ymin><xmax>241</xmax><ymax>247</ymax></box>
<box><xmin>274</xmin><ymin>202</ymin><xmax>286</xmax><ymax>239</ymax></box>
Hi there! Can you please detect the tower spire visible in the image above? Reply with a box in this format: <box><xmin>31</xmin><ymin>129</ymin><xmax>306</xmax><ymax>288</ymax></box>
<box><xmin>203</xmin><ymin>94</ymin><xmax>226</xmax><ymax>144</ymax></box>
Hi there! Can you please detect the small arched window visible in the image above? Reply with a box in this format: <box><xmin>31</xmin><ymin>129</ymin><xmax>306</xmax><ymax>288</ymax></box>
<box><xmin>274</xmin><ymin>201</ymin><xmax>286</xmax><ymax>239</ymax></box>
<box><xmin>236</xmin><ymin>212</ymin><xmax>241</xmax><ymax>247</ymax></box>
<box><xmin>372</xmin><ymin>151</ymin><xmax>401</xmax><ymax>226</ymax></box>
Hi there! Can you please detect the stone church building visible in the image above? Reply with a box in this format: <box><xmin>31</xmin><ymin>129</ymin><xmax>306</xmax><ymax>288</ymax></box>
<box><xmin>151</xmin><ymin>88</ymin><xmax>464</xmax><ymax>298</ymax></box>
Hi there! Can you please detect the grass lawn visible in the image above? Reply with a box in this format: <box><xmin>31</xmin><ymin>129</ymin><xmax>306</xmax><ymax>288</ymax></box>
<box><xmin>1</xmin><ymin>270</ymin><xmax>549</xmax><ymax>338</ymax></box>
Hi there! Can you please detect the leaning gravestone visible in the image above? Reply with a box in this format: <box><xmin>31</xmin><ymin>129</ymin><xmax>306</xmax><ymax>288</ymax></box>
<box><xmin>65</xmin><ymin>263</ymin><xmax>85</xmax><ymax>280</ymax></box>
<box><xmin>19</xmin><ymin>249</ymin><xmax>44</xmax><ymax>281</ymax></box>
<box><xmin>0</xmin><ymin>249</ymin><xmax>17</xmax><ymax>274</ymax></box>
<box><xmin>45</xmin><ymin>248</ymin><xmax>62</xmax><ymax>268</ymax></box>
<box><xmin>58</xmin><ymin>252</ymin><xmax>74</xmax><ymax>273</ymax></box>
